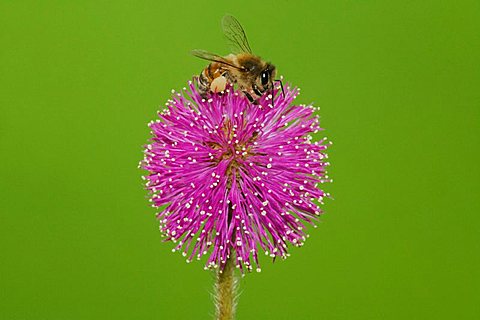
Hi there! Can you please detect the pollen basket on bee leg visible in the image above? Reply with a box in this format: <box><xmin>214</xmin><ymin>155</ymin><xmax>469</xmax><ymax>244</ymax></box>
<box><xmin>210</xmin><ymin>76</ymin><xmax>228</xmax><ymax>93</ymax></box>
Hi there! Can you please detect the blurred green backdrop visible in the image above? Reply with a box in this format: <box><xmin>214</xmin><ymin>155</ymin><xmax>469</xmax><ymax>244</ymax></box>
<box><xmin>1</xmin><ymin>1</ymin><xmax>479</xmax><ymax>319</ymax></box>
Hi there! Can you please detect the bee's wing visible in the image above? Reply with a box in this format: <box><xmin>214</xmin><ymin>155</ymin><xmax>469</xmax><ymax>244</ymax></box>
<box><xmin>221</xmin><ymin>15</ymin><xmax>253</xmax><ymax>54</ymax></box>
<box><xmin>191</xmin><ymin>49</ymin><xmax>241</xmax><ymax>69</ymax></box>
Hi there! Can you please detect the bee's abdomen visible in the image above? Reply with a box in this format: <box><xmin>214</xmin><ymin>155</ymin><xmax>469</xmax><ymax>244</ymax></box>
<box><xmin>197</xmin><ymin>63</ymin><xmax>226</xmax><ymax>97</ymax></box>
<box><xmin>197</xmin><ymin>69</ymin><xmax>210</xmax><ymax>97</ymax></box>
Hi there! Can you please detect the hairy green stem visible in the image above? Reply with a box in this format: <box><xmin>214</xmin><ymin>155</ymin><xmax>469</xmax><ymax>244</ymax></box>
<box><xmin>214</xmin><ymin>257</ymin><xmax>237</xmax><ymax>320</ymax></box>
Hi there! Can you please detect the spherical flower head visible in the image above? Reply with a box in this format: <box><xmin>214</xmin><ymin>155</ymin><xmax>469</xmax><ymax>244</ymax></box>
<box><xmin>141</xmin><ymin>79</ymin><xmax>331</xmax><ymax>273</ymax></box>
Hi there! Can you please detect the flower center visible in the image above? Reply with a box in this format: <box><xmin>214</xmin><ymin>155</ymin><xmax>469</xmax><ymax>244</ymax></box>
<box><xmin>205</xmin><ymin>121</ymin><xmax>259</xmax><ymax>188</ymax></box>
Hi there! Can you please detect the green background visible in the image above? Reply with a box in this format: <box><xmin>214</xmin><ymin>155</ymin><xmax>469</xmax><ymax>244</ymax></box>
<box><xmin>1</xmin><ymin>1</ymin><xmax>479</xmax><ymax>319</ymax></box>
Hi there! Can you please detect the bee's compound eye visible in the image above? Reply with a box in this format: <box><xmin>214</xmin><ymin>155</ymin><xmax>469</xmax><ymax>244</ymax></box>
<box><xmin>261</xmin><ymin>71</ymin><xmax>269</xmax><ymax>86</ymax></box>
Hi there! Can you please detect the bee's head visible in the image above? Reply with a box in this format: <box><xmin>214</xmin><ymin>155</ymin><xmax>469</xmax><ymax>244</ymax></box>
<box><xmin>259</xmin><ymin>63</ymin><xmax>276</xmax><ymax>92</ymax></box>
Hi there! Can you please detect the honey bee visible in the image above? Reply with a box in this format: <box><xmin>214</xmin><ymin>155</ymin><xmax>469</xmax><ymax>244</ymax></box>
<box><xmin>192</xmin><ymin>15</ymin><xmax>282</xmax><ymax>104</ymax></box>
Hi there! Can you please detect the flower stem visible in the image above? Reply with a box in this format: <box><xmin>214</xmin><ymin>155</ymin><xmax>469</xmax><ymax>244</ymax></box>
<box><xmin>214</xmin><ymin>257</ymin><xmax>237</xmax><ymax>320</ymax></box>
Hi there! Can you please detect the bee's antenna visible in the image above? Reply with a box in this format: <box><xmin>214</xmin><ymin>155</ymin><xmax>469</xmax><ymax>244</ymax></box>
<box><xmin>274</xmin><ymin>79</ymin><xmax>285</xmax><ymax>98</ymax></box>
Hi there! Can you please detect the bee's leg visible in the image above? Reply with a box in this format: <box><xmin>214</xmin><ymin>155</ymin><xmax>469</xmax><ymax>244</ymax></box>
<box><xmin>243</xmin><ymin>91</ymin><xmax>258</xmax><ymax>105</ymax></box>
<box><xmin>252</xmin><ymin>84</ymin><xmax>263</xmax><ymax>97</ymax></box>
<box><xmin>223</xmin><ymin>71</ymin><xmax>234</xmax><ymax>83</ymax></box>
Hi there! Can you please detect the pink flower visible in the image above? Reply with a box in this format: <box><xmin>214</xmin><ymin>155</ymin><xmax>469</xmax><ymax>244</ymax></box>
<box><xmin>141</xmin><ymin>80</ymin><xmax>331</xmax><ymax>273</ymax></box>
